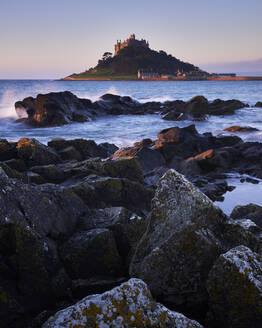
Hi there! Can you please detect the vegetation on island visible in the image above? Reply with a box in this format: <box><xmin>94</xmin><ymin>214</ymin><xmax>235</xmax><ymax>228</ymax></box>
<box><xmin>66</xmin><ymin>43</ymin><xmax>201</xmax><ymax>80</ymax></box>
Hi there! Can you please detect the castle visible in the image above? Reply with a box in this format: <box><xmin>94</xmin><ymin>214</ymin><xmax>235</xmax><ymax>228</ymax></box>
<box><xmin>114</xmin><ymin>34</ymin><xmax>149</xmax><ymax>56</ymax></box>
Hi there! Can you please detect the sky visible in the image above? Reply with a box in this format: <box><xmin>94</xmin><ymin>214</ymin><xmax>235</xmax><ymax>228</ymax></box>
<box><xmin>0</xmin><ymin>0</ymin><xmax>261</xmax><ymax>78</ymax></box>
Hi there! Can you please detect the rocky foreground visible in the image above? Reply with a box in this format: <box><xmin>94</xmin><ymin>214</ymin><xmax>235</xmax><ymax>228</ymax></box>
<box><xmin>14</xmin><ymin>91</ymin><xmax>262</xmax><ymax>127</ymax></box>
<box><xmin>0</xmin><ymin>124</ymin><xmax>262</xmax><ymax>327</ymax></box>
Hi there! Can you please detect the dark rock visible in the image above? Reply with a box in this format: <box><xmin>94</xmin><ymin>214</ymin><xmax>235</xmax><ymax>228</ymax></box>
<box><xmin>17</xmin><ymin>138</ymin><xmax>61</xmax><ymax>167</ymax></box>
<box><xmin>15</xmin><ymin>91</ymin><xmax>96</xmax><ymax>127</ymax></box>
<box><xmin>58</xmin><ymin>146</ymin><xmax>82</xmax><ymax>162</ymax></box>
<box><xmin>99</xmin><ymin>142</ymin><xmax>118</xmax><ymax>157</ymax></box>
<box><xmin>30</xmin><ymin>165</ymin><xmax>65</xmax><ymax>184</ymax></box>
<box><xmin>3</xmin><ymin>158</ymin><xmax>27</xmax><ymax>172</ymax></box>
<box><xmin>255</xmin><ymin>101</ymin><xmax>262</xmax><ymax>107</ymax></box>
<box><xmin>207</xmin><ymin>246</ymin><xmax>262</xmax><ymax>328</ymax></box>
<box><xmin>71</xmin><ymin>277</ymin><xmax>127</xmax><ymax>299</ymax></box>
<box><xmin>59</xmin><ymin>229</ymin><xmax>124</xmax><ymax>279</ymax></box>
<box><xmin>184</xmin><ymin>95</ymin><xmax>208</xmax><ymax>118</ymax></box>
<box><xmin>0</xmin><ymin>139</ymin><xmax>17</xmax><ymax>161</ymax></box>
<box><xmin>208</xmin><ymin>99</ymin><xmax>247</xmax><ymax>115</ymax></box>
<box><xmin>231</xmin><ymin>203</ymin><xmax>262</xmax><ymax>228</ymax></box>
<box><xmin>69</xmin><ymin>175</ymin><xmax>153</xmax><ymax>214</ymax></box>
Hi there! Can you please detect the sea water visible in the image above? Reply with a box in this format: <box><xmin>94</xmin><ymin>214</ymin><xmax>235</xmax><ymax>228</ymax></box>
<box><xmin>0</xmin><ymin>79</ymin><xmax>262</xmax><ymax>213</ymax></box>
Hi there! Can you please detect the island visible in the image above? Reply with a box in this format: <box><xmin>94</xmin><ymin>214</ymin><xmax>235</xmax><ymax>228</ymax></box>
<box><xmin>63</xmin><ymin>34</ymin><xmax>262</xmax><ymax>81</ymax></box>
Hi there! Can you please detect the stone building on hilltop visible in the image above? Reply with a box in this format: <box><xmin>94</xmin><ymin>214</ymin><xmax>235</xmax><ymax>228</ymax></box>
<box><xmin>114</xmin><ymin>34</ymin><xmax>149</xmax><ymax>56</ymax></box>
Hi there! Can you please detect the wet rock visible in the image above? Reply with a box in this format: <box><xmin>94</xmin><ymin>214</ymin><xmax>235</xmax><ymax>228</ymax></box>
<box><xmin>0</xmin><ymin>163</ymin><xmax>28</xmax><ymax>182</ymax></box>
<box><xmin>231</xmin><ymin>203</ymin><xmax>262</xmax><ymax>228</ymax></box>
<box><xmin>184</xmin><ymin>95</ymin><xmax>208</xmax><ymax>118</ymax></box>
<box><xmin>17</xmin><ymin>138</ymin><xmax>61</xmax><ymax>167</ymax></box>
<box><xmin>130</xmin><ymin>169</ymin><xmax>227</xmax><ymax>317</ymax></box>
<box><xmin>15</xmin><ymin>91</ymin><xmax>96</xmax><ymax>127</ymax></box>
<box><xmin>42</xmin><ymin>278</ymin><xmax>203</xmax><ymax>328</ymax></box>
<box><xmin>223</xmin><ymin>125</ymin><xmax>259</xmax><ymax>132</ymax></box>
<box><xmin>255</xmin><ymin>101</ymin><xmax>262</xmax><ymax>107</ymax></box>
<box><xmin>208</xmin><ymin>99</ymin><xmax>247</xmax><ymax>115</ymax></box>
<box><xmin>207</xmin><ymin>246</ymin><xmax>262</xmax><ymax>328</ymax></box>
<box><xmin>59</xmin><ymin>229</ymin><xmax>124</xmax><ymax>279</ymax></box>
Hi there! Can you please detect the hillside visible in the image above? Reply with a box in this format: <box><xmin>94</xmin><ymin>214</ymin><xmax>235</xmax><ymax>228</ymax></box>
<box><xmin>65</xmin><ymin>35</ymin><xmax>205</xmax><ymax>80</ymax></box>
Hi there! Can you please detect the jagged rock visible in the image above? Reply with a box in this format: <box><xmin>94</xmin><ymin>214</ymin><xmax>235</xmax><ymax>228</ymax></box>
<box><xmin>130</xmin><ymin>169</ymin><xmax>228</xmax><ymax>317</ymax></box>
<box><xmin>3</xmin><ymin>158</ymin><xmax>27</xmax><ymax>172</ymax></box>
<box><xmin>42</xmin><ymin>278</ymin><xmax>203</xmax><ymax>328</ymax></box>
<box><xmin>231</xmin><ymin>203</ymin><xmax>262</xmax><ymax>228</ymax></box>
<box><xmin>58</xmin><ymin>146</ymin><xmax>82</xmax><ymax>161</ymax></box>
<box><xmin>0</xmin><ymin>163</ymin><xmax>28</xmax><ymax>182</ymax></box>
<box><xmin>17</xmin><ymin>138</ymin><xmax>60</xmax><ymax>167</ymax></box>
<box><xmin>59</xmin><ymin>229</ymin><xmax>124</xmax><ymax>279</ymax></box>
<box><xmin>207</xmin><ymin>246</ymin><xmax>262</xmax><ymax>328</ymax></box>
<box><xmin>15</xmin><ymin>91</ymin><xmax>96</xmax><ymax>127</ymax></box>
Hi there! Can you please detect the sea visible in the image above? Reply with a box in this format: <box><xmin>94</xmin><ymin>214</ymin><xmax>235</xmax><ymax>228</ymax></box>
<box><xmin>0</xmin><ymin>79</ymin><xmax>262</xmax><ymax>214</ymax></box>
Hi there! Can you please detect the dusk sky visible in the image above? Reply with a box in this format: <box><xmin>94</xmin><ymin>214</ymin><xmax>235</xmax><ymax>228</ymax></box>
<box><xmin>1</xmin><ymin>0</ymin><xmax>261</xmax><ymax>78</ymax></box>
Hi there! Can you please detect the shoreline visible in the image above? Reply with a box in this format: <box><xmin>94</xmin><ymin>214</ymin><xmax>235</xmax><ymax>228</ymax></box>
<box><xmin>61</xmin><ymin>76</ymin><xmax>262</xmax><ymax>82</ymax></box>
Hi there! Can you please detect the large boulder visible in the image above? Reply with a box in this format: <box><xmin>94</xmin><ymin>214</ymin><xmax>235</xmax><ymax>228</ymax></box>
<box><xmin>15</xmin><ymin>91</ymin><xmax>96</xmax><ymax>127</ymax></box>
<box><xmin>42</xmin><ymin>278</ymin><xmax>203</xmax><ymax>328</ymax></box>
<box><xmin>207</xmin><ymin>246</ymin><xmax>262</xmax><ymax>328</ymax></box>
<box><xmin>130</xmin><ymin>169</ymin><xmax>228</xmax><ymax>317</ymax></box>
<box><xmin>255</xmin><ymin>101</ymin><xmax>262</xmax><ymax>107</ymax></box>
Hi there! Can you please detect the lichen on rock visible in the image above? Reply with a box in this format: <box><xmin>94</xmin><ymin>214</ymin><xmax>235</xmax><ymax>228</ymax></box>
<box><xmin>42</xmin><ymin>278</ymin><xmax>203</xmax><ymax>328</ymax></box>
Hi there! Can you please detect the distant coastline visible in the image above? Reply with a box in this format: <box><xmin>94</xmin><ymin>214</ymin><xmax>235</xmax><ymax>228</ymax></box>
<box><xmin>62</xmin><ymin>76</ymin><xmax>262</xmax><ymax>82</ymax></box>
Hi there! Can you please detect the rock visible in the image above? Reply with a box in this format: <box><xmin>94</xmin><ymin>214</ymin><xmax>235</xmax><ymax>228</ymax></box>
<box><xmin>130</xmin><ymin>169</ymin><xmax>227</xmax><ymax>317</ymax></box>
<box><xmin>42</xmin><ymin>278</ymin><xmax>203</xmax><ymax>328</ymax></box>
<box><xmin>59</xmin><ymin>229</ymin><xmax>124</xmax><ymax>279</ymax></box>
<box><xmin>17</xmin><ymin>138</ymin><xmax>61</xmax><ymax>167</ymax></box>
<box><xmin>0</xmin><ymin>163</ymin><xmax>28</xmax><ymax>182</ymax></box>
<box><xmin>30</xmin><ymin>165</ymin><xmax>65</xmax><ymax>184</ymax></box>
<box><xmin>223</xmin><ymin>125</ymin><xmax>259</xmax><ymax>132</ymax></box>
<box><xmin>0</xmin><ymin>139</ymin><xmax>17</xmax><ymax>161</ymax></box>
<box><xmin>184</xmin><ymin>95</ymin><xmax>208</xmax><ymax>118</ymax></box>
<box><xmin>208</xmin><ymin>99</ymin><xmax>247</xmax><ymax>115</ymax></box>
<box><xmin>255</xmin><ymin>101</ymin><xmax>262</xmax><ymax>107</ymax></box>
<box><xmin>82</xmin><ymin>207</ymin><xmax>147</xmax><ymax>265</ymax></box>
<box><xmin>15</xmin><ymin>91</ymin><xmax>96</xmax><ymax>127</ymax></box>
<box><xmin>48</xmin><ymin>138</ymin><xmax>108</xmax><ymax>159</ymax></box>
<box><xmin>231</xmin><ymin>203</ymin><xmax>262</xmax><ymax>228</ymax></box>
<box><xmin>103</xmin><ymin>158</ymin><xmax>144</xmax><ymax>183</ymax></box>
<box><xmin>99</xmin><ymin>142</ymin><xmax>118</xmax><ymax>157</ymax></box>
<box><xmin>57</xmin><ymin>146</ymin><xmax>82</xmax><ymax>162</ymax></box>
<box><xmin>3</xmin><ymin>158</ymin><xmax>27</xmax><ymax>172</ymax></box>
<box><xmin>70</xmin><ymin>175</ymin><xmax>153</xmax><ymax>214</ymax></box>
<box><xmin>207</xmin><ymin>246</ymin><xmax>262</xmax><ymax>328</ymax></box>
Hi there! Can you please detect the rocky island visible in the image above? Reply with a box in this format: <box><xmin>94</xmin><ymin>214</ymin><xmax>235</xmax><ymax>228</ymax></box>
<box><xmin>63</xmin><ymin>34</ymin><xmax>262</xmax><ymax>81</ymax></box>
